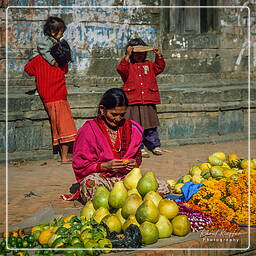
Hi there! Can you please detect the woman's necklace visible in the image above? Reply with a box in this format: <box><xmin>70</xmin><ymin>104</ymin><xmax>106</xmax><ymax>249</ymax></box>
<box><xmin>104</xmin><ymin>123</ymin><xmax>121</xmax><ymax>153</ymax></box>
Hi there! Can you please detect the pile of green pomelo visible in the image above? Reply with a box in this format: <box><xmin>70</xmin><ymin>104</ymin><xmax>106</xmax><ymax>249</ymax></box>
<box><xmin>81</xmin><ymin>168</ymin><xmax>191</xmax><ymax>245</ymax></box>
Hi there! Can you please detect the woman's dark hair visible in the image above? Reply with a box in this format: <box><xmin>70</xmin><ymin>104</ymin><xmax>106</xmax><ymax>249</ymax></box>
<box><xmin>44</xmin><ymin>16</ymin><xmax>67</xmax><ymax>36</ymax></box>
<box><xmin>98</xmin><ymin>88</ymin><xmax>128</xmax><ymax>116</ymax></box>
<box><xmin>50</xmin><ymin>39</ymin><xmax>72</xmax><ymax>66</ymax></box>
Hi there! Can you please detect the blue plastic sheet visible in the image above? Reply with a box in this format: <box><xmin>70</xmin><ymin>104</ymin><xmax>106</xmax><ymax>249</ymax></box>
<box><xmin>164</xmin><ymin>181</ymin><xmax>203</xmax><ymax>202</ymax></box>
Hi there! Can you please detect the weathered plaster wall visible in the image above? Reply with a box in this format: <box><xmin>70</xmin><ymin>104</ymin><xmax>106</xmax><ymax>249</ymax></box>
<box><xmin>0</xmin><ymin>0</ymin><xmax>255</xmax><ymax>161</ymax></box>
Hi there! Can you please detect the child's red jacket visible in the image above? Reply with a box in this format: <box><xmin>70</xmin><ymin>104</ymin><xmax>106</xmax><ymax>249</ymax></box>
<box><xmin>116</xmin><ymin>56</ymin><xmax>165</xmax><ymax>105</ymax></box>
<box><xmin>24</xmin><ymin>55</ymin><xmax>68</xmax><ymax>103</ymax></box>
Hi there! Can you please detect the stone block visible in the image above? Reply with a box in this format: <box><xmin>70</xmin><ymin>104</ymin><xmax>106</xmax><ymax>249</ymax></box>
<box><xmin>180</xmin><ymin>89</ymin><xmax>223</xmax><ymax>104</ymax></box>
<box><xmin>41</xmin><ymin>121</ymin><xmax>52</xmax><ymax>150</ymax></box>
<box><xmin>218</xmin><ymin>110</ymin><xmax>244</xmax><ymax>135</ymax></box>
<box><xmin>86</xmin><ymin>58</ymin><xmax>119</xmax><ymax>77</ymax></box>
<box><xmin>68</xmin><ymin>93</ymin><xmax>101</xmax><ymax>108</ymax></box>
<box><xmin>1</xmin><ymin>122</ymin><xmax>17</xmax><ymax>153</ymax></box>
<box><xmin>183</xmin><ymin>73</ymin><xmax>221</xmax><ymax>84</ymax></box>
<box><xmin>168</xmin><ymin>114</ymin><xmax>219</xmax><ymax>139</ymax></box>
<box><xmin>15</xmin><ymin>121</ymin><xmax>43</xmax><ymax>151</ymax></box>
<box><xmin>8</xmin><ymin>96</ymin><xmax>32</xmax><ymax>112</ymax></box>
<box><xmin>160</xmin><ymin>90</ymin><xmax>183</xmax><ymax>104</ymax></box>
<box><xmin>221</xmin><ymin>87</ymin><xmax>243</xmax><ymax>102</ymax></box>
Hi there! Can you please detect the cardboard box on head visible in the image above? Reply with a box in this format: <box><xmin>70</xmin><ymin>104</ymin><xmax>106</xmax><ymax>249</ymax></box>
<box><xmin>132</xmin><ymin>46</ymin><xmax>154</xmax><ymax>52</ymax></box>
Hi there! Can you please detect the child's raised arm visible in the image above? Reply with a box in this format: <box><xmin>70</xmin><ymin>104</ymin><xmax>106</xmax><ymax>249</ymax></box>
<box><xmin>153</xmin><ymin>47</ymin><xmax>165</xmax><ymax>75</ymax></box>
<box><xmin>116</xmin><ymin>46</ymin><xmax>133</xmax><ymax>82</ymax></box>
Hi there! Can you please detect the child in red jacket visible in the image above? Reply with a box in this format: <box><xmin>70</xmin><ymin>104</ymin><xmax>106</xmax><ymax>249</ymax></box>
<box><xmin>116</xmin><ymin>38</ymin><xmax>165</xmax><ymax>158</ymax></box>
<box><xmin>24</xmin><ymin>40</ymin><xmax>77</xmax><ymax>163</ymax></box>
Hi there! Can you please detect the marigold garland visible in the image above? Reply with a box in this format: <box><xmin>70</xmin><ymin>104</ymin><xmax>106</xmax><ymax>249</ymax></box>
<box><xmin>186</xmin><ymin>174</ymin><xmax>256</xmax><ymax>232</ymax></box>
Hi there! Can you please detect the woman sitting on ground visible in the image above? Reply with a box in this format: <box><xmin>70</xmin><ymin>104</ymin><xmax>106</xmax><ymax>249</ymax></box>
<box><xmin>64</xmin><ymin>88</ymin><xmax>169</xmax><ymax>203</ymax></box>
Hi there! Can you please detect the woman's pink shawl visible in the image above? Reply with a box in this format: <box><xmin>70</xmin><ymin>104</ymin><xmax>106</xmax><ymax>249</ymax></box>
<box><xmin>72</xmin><ymin>119</ymin><xmax>143</xmax><ymax>183</ymax></box>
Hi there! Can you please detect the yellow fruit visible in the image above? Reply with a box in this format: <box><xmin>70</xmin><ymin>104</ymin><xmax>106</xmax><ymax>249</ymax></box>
<box><xmin>93</xmin><ymin>207</ymin><xmax>110</xmax><ymax>223</ymax></box>
<box><xmin>62</xmin><ymin>223</ymin><xmax>72</xmax><ymax>229</ymax></box>
<box><xmin>223</xmin><ymin>169</ymin><xmax>237</xmax><ymax>178</ymax></box>
<box><xmin>155</xmin><ymin>215</ymin><xmax>173</xmax><ymax>238</ymax></box>
<box><xmin>139</xmin><ymin>221</ymin><xmax>159</xmax><ymax>245</ymax></box>
<box><xmin>222</xmin><ymin>162</ymin><xmax>231</xmax><ymax>169</ymax></box>
<box><xmin>208</xmin><ymin>155</ymin><xmax>223</xmax><ymax>166</ymax></box>
<box><xmin>122</xmin><ymin>215</ymin><xmax>140</xmax><ymax>231</ymax></box>
<box><xmin>241</xmin><ymin>159</ymin><xmax>254</xmax><ymax>170</ymax></box>
<box><xmin>212</xmin><ymin>152</ymin><xmax>226</xmax><ymax>161</ymax></box>
<box><xmin>63</xmin><ymin>215</ymin><xmax>75</xmax><ymax>223</ymax></box>
<box><xmin>135</xmin><ymin>199</ymin><xmax>160</xmax><ymax>224</ymax></box>
<box><xmin>143</xmin><ymin>191</ymin><xmax>162</xmax><ymax>207</ymax></box>
<box><xmin>108</xmin><ymin>181</ymin><xmax>128</xmax><ymax>209</ymax></box>
<box><xmin>80</xmin><ymin>201</ymin><xmax>95</xmax><ymax>220</ymax></box>
<box><xmin>229</xmin><ymin>154</ymin><xmax>239</xmax><ymax>162</ymax></box>
<box><xmin>31</xmin><ymin>225</ymin><xmax>42</xmax><ymax>234</ymax></box>
<box><xmin>102</xmin><ymin>214</ymin><xmax>122</xmax><ymax>233</ymax></box>
<box><xmin>80</xmin><ymin>224</ymin><xmax>93</xmax><ymax>233</ymax></box>
<box><xmin>98</xmin><ymin>238</ymin><xmax>112</xmax><ymax>253</ymax></box>
<box><xmin>174</xmin><ymin>183</ymin><xmax>184</xmax><ymax>194</ymax></box>
<box><xmin>166</xmin><ymin>179</ymin><xmax>176</xmax><ymax>189</ymax></box>
<box><xmin>189</xmin><ymin>166</ymin><xmax>202</xmax><ymax>176</ymax></box>
<box><xmin>127</xmin><ymin>188</ymin><xmax>142</xmax><ymax>198</ymax></box>
<box><xmin>121</xmin><ymin>194</ymin><xmax>142</xmax><ymax>219</ymax></box>
<box><xmin>244</xmin><ymin>168</ymin><xmax>256</xmax><ymax>175</ymax></box>
<box><xmin>252</xmin><ymin>158</ymin><xmax>256</xmax><ymax>169</ymax></box>
<box><xmin>191</xmin><ymin>175</ymin><xmax>203</xmax><ymax>184</ymax></box>
<box><xmin>171</xmin><ymin>215</ymin><xmax>191</xmax><ymax>237</ymax></box>
<box><xmin>210</xmin><ymin>166</ymin><xmax>224</xmax><ymax>179</ymax></box>
<box><xmin>47</xmin><ymin>233</ymin><xmax>61</xmax><ymax>247</ymax></box>
<box><xmin>123</xmin><ymin>168</ymin><xmax>142</xmax><ymax>190</ymax></box>
<box><xmin>38</xmin><ymin>229</ymin><xmax>53</xmax><ymax>245</ymax></box>
<box><xmin>182</xmin><ymin>174</ymin><xmax>192</xmax><ymax>183</ymax></box>
<box><xmin>200</xmin><ymin>163</ymin><xmax>212</xmax><ymax>170</ymax></box>
<box><xmin>158</xmin><ymin>199</ymin><xmax>179</xmax><ymax>220</ymax></box>
<box><xmin>115</xmin><ymin>208</ymin><xmax>126</xmax><ymax>225</ymax></box>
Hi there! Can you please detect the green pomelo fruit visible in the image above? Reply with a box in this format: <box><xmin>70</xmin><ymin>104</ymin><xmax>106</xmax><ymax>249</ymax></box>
<box><xmin>92</xmin><ymin>186</ymin><xmax>110</xmax><ymax>210</ymax></box>
<box><xmin>158</xmin><ymin>199</ymin><xmax>179</xmax><ymax>220</ymax></box>
<box><xmin>123</xmin><ymin>168</ymin><xmax>142</xmax><ymax>190</ymax></box>
<box><xmin>139</xmin><ymin>221</ymin><xmax>159</xmax><ymax>245</ymax></box>
<box><xmin>208</xmin><ymin>155</ymin><xmax>223</xmax><ymax>166</ymax></box>
<box><xmin>108</xmin><ymin>181</ymin><xmax>128</xmax><ymax>209</ymax></box>
<box><xmin>155</xmin><ymin>215</ymin><xmax>173</xmax><ymax>238</ymax></box>
<box><xmin>121</xmin><ymin>194</ymin><xmax>142</xmax><ymax>219</ymax></box>
<box><xmin>171</xmin><ymin>215</ymin><xmax>191</xmax><ymax>237</ymax></box>
<box><xmin>137</xmin><ymin>171</ymin><xmax>158</xmax><ymax>197</ymax></box>
<box><xmin>102</xmin><ymin>214</ymin><xmax>122</xmax><ymax>233</ymax></box>
<box><xmin>143</xmin><ymin>191</ymin><xmax>162</xmax><ymax>207</ymax></box>
<box><xmin>80</xmin><ymin>201</ymin><xmax>95</xmax><ymax>220</ymax></box>
<box><xmin>210</xmin><ymin>166</ymin><xmax>224</xmax><ymax>179</ymax></box>
<box><xmin>127</xmin><ymin>188</ymin><xmax>142</xmax><ymax>198</ymax></box>
<box><xmin>135</xmin><ymin>199</ymin><xmax>159</xmax><ymax>224</ymax></box>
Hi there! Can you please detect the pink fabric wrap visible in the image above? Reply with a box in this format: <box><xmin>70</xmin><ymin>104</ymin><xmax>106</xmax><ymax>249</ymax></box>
<box><xmin>72</xmin><ymin>119</ymin><xmax>143</xmax><ymax>183</ymax></box>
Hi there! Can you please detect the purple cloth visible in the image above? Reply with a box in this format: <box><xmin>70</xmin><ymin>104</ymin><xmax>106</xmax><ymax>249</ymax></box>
<box><xmin>142</xmin><ymin>127</ymin><xmax>160</xmax><ymax>150</ymax></box>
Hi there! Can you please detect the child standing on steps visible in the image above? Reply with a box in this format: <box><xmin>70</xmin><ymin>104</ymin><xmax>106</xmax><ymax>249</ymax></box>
<box><xmin>24</xmin><ymin>30</ymin><xmax>77</xmax><ymax>164</ymax></box>
<box><xmin>26</xmin><ymin>16</ymin><xmax>68</xmax><ymax>95</ymax></box>
<box><xmin>116</xmin><ymin>38</ymin><xmax>165</xmax><ymax>158</ymax></box>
